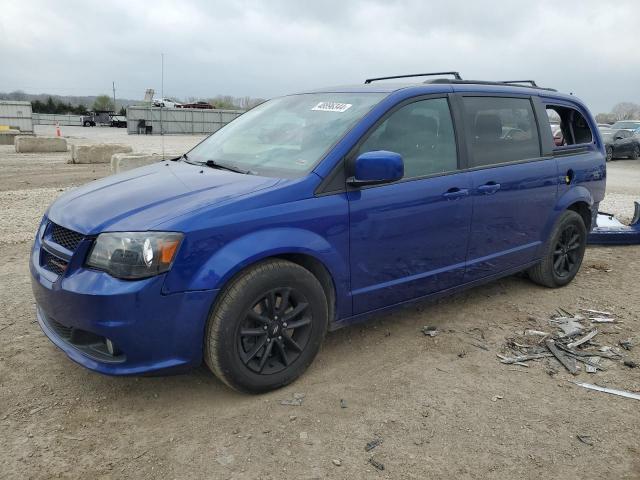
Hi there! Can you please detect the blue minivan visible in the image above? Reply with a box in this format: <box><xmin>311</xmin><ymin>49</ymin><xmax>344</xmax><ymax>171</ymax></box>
<box><xmin>31</xmin><ymin>73</ymin><xmax>606</xmax><ymax>392</ymax></box>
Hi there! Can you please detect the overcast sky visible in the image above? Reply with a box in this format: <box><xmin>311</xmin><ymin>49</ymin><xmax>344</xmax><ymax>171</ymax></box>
<box><xmin>1</xmin><ymin>0</ymin><xmax>639</xmax><ymax>112</ymax></box>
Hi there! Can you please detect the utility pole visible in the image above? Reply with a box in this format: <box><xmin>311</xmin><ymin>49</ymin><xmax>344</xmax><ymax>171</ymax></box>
<box><xmin>160</xmin><ymin>53</ymin><xmax>165</xmax><ymax>157</ymax></box>
<box><xmin>112</xmin><ymin>81</ymin><xmax>116</xmax><ymax>113</ymax></box>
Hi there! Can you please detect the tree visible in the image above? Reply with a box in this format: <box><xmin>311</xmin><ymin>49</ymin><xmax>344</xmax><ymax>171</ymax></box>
<box><xmin>611</xmin><ymin>102</ymin><xmax>640</xmax><ymax>121</ymax></box>
<box><xmin>118</xmin><ymin>106</ymin><xmax>126</xmax><ymax>116</ymax></box>
<box><xmin>45</xmin><ymin>97</ymin><xmax>55</xmax><ymax>114</ymax></box>
<box><xmin>595</xmin><ymin>113</ymin><xmax>616</xmax><ymax>124</ymax></box>
<box><xmin>93</xmin><ymin>95</ymin><xmax>115</xmax><ymax>112</ymax></box>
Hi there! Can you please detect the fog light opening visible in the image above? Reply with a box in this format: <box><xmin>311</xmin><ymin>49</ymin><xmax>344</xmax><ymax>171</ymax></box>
<box><xmin>105</xmin><ymin>338</ymin><xmax>119</xmax><ymax>356</ymax></box>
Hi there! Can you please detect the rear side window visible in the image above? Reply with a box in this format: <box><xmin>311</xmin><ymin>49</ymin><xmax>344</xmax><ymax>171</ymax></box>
<box><xmin>356</xmin><ymin>98</ymin><xmax>458</xmax><ymax>178</ymax></box>
<box><xmin>546</xmin><ymin>105</ymin><xmax>593</xmax><ymax>146</ymax></box>
<box><xmin>462</xmin><ymin>97</ymin><xmax>540</xmax><ymax>167</ymax></box>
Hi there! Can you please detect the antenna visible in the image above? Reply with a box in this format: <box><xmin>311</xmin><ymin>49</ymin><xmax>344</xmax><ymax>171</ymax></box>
<box><xmin>160</xmin><ymin>53</ymin><xmax>165</xmax><ymax>160</ymax></box>
<box><xmin>112</xmin><ymin>81</ymin><xmax>116</xmax><ymax>113</ymax></box>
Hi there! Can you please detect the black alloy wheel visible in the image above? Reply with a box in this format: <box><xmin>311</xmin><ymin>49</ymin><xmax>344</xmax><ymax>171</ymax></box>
<box><xmin>204</xmin><ymin>259</ymin><xmax>328</xmax><ymax>393</ymax></box>
<box><xmin>605</xmin><ymin>146</ymin><xmax>613</xmax><ymax>162</ymax></box>
<box><xmin>238</xmin><ymin>287</ymin><xmax>312</xmax><ymax>375</ymax></box>
<box><xmin>552</xmin><ymin>224</ymin><xmax>581</xmax><ymax>279</ymax></box>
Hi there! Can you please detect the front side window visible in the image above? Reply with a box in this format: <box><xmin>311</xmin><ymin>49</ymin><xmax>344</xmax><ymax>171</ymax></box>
<box><xmin>356</xmin><ymin>98</ymin><xmax>458</xmax><ymax>178</ymax></box>
<box><xmin>186</xmin><ymin>93</ymin><xmax>386</xmax><ymax>178</ymax></box>
<box><xmin>463</xmin><ymin>97</ymin><xmax>540</xmax><ymax>167</ymax></box>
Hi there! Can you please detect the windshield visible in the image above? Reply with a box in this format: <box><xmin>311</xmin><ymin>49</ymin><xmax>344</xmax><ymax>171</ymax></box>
<box><xmin>611</xmin><ymin>121</ymin><xmax>640</xmax><ymax>130</ymax></box>
<box><xmin>186</xmin><ymin>93</ymin><xmax>386</xmax><ymax>177</ymax></box>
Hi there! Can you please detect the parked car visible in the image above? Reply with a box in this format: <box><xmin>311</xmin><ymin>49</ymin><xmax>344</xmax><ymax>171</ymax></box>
<box><xmin>109</xmin><ymin>115</ymin><xmax>127</xmax><ymax>128</ymax></box>
<box><xmin>31</xmin><ymin>72</ymin><xmax>606</xmax><ymax>393</ymax></box>
<box><xmin>152</xmin><ymin>97</ymin><xmax>182</xmax><ymax>108</ymax></box>
<box><xmin>179</xmin><ymin>101</ymin><xmax>215</xmax><ymax>109</ymax></box>
<box><xmin>600</xmin><ymin>127</ymin><xmax>640</xmax><ymax>160</ymax></box>
<box><xmin>82</xmin><ymin>111</ymin><xmax>127</xmax><ymax>128</ymax></box>
<box><xmin>610</xmin><ymin>120</ymin><xmax>640</xmax><ymax>133</ymax></box>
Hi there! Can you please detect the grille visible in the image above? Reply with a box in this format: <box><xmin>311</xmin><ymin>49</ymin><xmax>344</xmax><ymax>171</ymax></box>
<box><xmin>42</xmin><ymin>250</ymin><xmax>68</xmax><ymax>276</ymax></box>
<box><xmin>51</xmin><ymin>223</ymin><xmax>84</xmax><ymax>251</ymax></box>
<box><xmin>48</xmin><ymin>317</ymin><xmax>73</xmax><ymax>340</ymax></box>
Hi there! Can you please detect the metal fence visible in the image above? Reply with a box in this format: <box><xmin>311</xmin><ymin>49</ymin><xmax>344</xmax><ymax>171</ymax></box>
<box><xmin>126</xmin><ymin>106</ymin><xmax>244</xmax><ymax>135</ymax></box>
<box><xmin>0</xmin><ymin>100</ymin><xmax>33</xmax><ymax>133</ymax></box>
<box><xmin>32</xmin><ymin>113</ymin><xmax>83</xmax><ymax>126</ymax></box>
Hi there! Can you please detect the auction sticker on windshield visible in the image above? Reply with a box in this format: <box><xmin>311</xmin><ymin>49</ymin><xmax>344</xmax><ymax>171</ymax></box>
<box><xmin>311</xmin><ymin>102</ymin><xmax>352</xmax><ymax>113</ymax></box>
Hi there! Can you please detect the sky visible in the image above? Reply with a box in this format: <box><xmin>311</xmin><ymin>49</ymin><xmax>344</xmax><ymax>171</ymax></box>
<box><xmin>1</xmin><ymin>0</ymin><xmax>639</xmax><ymax>113</ymax></box>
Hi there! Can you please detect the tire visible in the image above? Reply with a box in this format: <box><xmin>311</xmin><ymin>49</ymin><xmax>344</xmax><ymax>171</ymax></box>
<box><xmin>83</xmin><ymin>121</ymin><xmax>91</xmax><ymax>127</ymax></box>
<box><xmin>204</xmin><ymin>259</ymin><xmax>328</xmax><ymax>393</ymax></box>
<box><xmin>605</xmin><ymin>146</ymin><xmax>613</xmax><ymax>162</ymax></box>
<box><xmin>527</xmin><ymin>210</ymin><xmax>587</xmax><ymax>288</ymax></box>
<box><xmin>631</xmin><ymin>145</ymin><xmax>640</xmax><ymax>160</ymax></box>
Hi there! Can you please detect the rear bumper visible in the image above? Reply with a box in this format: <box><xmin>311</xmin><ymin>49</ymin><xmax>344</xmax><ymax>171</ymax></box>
<box><xmin>30</xmin><ymin>235</ymin><xmax>217</xmax><ymax>375</ymax></box>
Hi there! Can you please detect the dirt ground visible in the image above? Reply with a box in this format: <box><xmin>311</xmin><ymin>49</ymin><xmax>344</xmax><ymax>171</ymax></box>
<box><xmin>1</xmin><ymin>127</ymin><xmax>639</xmax><ymax>479</ymax></box>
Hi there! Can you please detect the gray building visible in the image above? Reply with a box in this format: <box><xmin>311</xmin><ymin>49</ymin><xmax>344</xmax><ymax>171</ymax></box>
<box><xmin>126</xmin><ymin>106</ymin><xmax>244</xmax><ymax>135</ymax></box>
<box><xmin>0</xmin><ymin>100</ymin><xmax>33</xmax><ymax>133</ymax></box>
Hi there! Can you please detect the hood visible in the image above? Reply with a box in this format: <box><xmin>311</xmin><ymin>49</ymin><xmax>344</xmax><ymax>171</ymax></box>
<box><xmin>47</xmin><ymin>161</ymin><xmax>281</xmax><ymax>234</ymax></box>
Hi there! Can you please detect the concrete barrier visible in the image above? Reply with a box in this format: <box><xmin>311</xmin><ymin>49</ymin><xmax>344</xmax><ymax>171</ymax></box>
<box><xmin>15</xmin><ymin>136</ymin><xmax>68</xmax><ymax>153</ymax></box>
<box><xmin>111</xmin><ymin>153</ymin><xmax>166</xmax><ymax>173</ymax></box>
<box><xmin>0</xmin><ymin>129</ymin><xmax>20</xmax><ymax>145</ymax></box>
<box><xmin>70</xmin><ymin>144</ymin><xmax>133</xmax><ymax>164</ymax></box>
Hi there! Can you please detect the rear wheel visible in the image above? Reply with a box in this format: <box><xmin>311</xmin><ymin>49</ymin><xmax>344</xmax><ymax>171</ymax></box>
<box><xmin>527</xmin><ymin>210</ymin><xmax>587</xmax><ymax>288</ymax></box>
<box><xmin>631</xmin><ymin>145</ymin><xmax>640</xmax><ymax>160</ymax></box>
<box><xmin>83</xmin><ymin>121</ymin><xmax>91</xmax><ymax>127</ymax></box>
<box><xmin>204</xmin><ymin>259</ymin><xmax>328</xmax><ymax>393</ymax></box>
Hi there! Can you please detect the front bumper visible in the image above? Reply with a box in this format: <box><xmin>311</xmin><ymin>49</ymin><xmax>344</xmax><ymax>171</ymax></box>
<box><xmin>30</xmin><ymin>220</ymin><xmax>217</xmax><ymax>375</ymax></box>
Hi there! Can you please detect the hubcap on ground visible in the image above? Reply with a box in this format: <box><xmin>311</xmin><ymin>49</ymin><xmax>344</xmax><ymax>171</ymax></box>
<box><xmin>237</xmin><ymin>288</ymin><xmax>312</xmax><ymax>374</ymax></box>
<box><xmin>552</xmin><ymin>225</ymin><xmax>581</xmax><ymax>278</ymax></box>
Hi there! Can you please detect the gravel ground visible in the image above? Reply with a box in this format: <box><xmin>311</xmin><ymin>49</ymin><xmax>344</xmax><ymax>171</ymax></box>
<box><xmin>1</xmin><ymin>129</ymin><xmax>639</xmax><ymax>479</ymax></box>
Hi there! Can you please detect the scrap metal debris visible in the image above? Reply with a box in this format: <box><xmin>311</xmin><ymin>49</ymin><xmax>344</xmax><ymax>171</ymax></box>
<box><xmin>365</xmin><ymin>438</ymin><xmax>383</xmax><ymax>452</ymax></box>
<box><xmin>422</xmin><ymin>326</ymin><xmax>439</xmax><ymax>337</ymax></box>
<box><xmin>576</xmin><ymin>435</ymin><xmax>594</xmax><ymax>446</ymax></box>
<box><xmin>573</xmin><ymin>382</ymin><xmax>640</xmax><ymax>401</ymax></box>
<box><xmin>619</xmin><ymin>338</ymin><xmax>634</xmax><ymax>351</ymax></box>
<box><xmin>369</xmin><ymin>458</ymin><xmax>385</xmax><ymax>471</ymax></box>
<box><xmin>498</xmin><ymin>308</ymin><xmax>631</xmax><ymax>376</ymax></box>
<box><xmin>280</xmin><ymin>392</ymin><xmax>305</xmax><ymax>406</ymax></box>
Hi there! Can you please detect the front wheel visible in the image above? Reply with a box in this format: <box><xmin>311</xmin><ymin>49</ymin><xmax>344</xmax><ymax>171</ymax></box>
<box><xmin>605</xmin><ymin>146</ymin><xmax>613</xmax><ymax>162</ymax></box>
<box><xmin>527</xmin><ymin>210</ymin><xmax>587</xmax><ymax>288</ymax></box>
<box><xmin>204</xmin><ymin>259</ymin><xmax>328</xmax><ymax>393</ymax></box>
<box><xmin>83</xmin><ymin>121</ymin><xmax>91</xmax><ymax>127</ymax></box>
<box><xmin>630</xmin><ymin>145</ymin><xmax>640</xmax><ymax>160</ymax></box>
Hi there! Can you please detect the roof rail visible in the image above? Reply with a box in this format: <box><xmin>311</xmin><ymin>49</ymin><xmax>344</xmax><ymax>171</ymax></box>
<box><xmin>364</xmin><ymin>71</ymin><xmax>462</xmax><ymax>84</ymax></box>
<box><xmin>500</xmin><ymin>80</ymin><xmax>538</xmax><ymax>87</ymax></box>
<box><xmin>422</xmin><ymin>78</ymin><xmax>557</xmax><ymax>92</ymax></box>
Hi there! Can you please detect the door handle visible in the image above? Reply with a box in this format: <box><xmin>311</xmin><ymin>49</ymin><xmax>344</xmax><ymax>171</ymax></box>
<box><xmin>442</xmin><ymin>187</ymin><xmax>469</xmax><ymax>200</ymax></box>
<box><xmin>477</xmin><ymin>182</ymin><xmax>501</xmax><ymax>194</ymax></box>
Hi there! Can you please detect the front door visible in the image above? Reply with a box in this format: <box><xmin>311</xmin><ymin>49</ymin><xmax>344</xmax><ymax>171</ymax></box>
<box><xmin>347</xmin><ymin>97</ymin><xmax>473</xmax><ymax>314</ymax></box>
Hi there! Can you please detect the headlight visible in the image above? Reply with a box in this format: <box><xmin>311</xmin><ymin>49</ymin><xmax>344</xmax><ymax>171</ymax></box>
<box><xmin>86</xmin><ymin>232</ymin><xmax>183</xmax><ymax>280</ymax></box>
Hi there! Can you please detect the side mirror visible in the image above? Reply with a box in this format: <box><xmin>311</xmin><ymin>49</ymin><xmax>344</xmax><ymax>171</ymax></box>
<box><xmin>347</xmin><ymin>151</ymin><xmax>404</xmax><ymax>186</ymax></box>
<box><xmin>614</xmin><ymin>135</ymin><xmax>623</xmax><ymax>140</ymax></box>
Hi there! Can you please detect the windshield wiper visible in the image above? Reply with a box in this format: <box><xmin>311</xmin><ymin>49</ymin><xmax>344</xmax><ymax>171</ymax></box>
<box><xmin>204</xmin><ymin>159</ymin><xmax>252</xmax><ymax>175</ymax></box>
<box><xmin>181</xmin><ymin>153</ymin><xmax>199</xmax><ymax>165</ymax></box>
<box><xmin>181</xmin><ymin>154</ymin><xmax>252</xmax><ymax>174</ymax></box>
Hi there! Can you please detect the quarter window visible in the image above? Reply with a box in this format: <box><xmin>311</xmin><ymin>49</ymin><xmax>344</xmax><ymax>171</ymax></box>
<box><xmin>546</xmin><ymin>105</ymin><xmax>593</xmax><ymax>146</ymax></box>
<box><xmin>462</xmin><ymin>97</ymin><xmax>541</xmax><ymax>167</ymax></box>
<box><xmin>356</xmin><ymin>98</ymin><xmax>458</xmax><ymax>178</ymax></box>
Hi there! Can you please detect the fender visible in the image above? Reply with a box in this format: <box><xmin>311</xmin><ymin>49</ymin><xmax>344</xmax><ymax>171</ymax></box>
<box><xmin>165</xmin><ymin>227</ymin><xmax>351</xmax><ymax>319</ymax></box>
<box><xmin>538</xmin><ymin>185</ymin><xmax>594</xmax><ymax>255</ymax></box>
